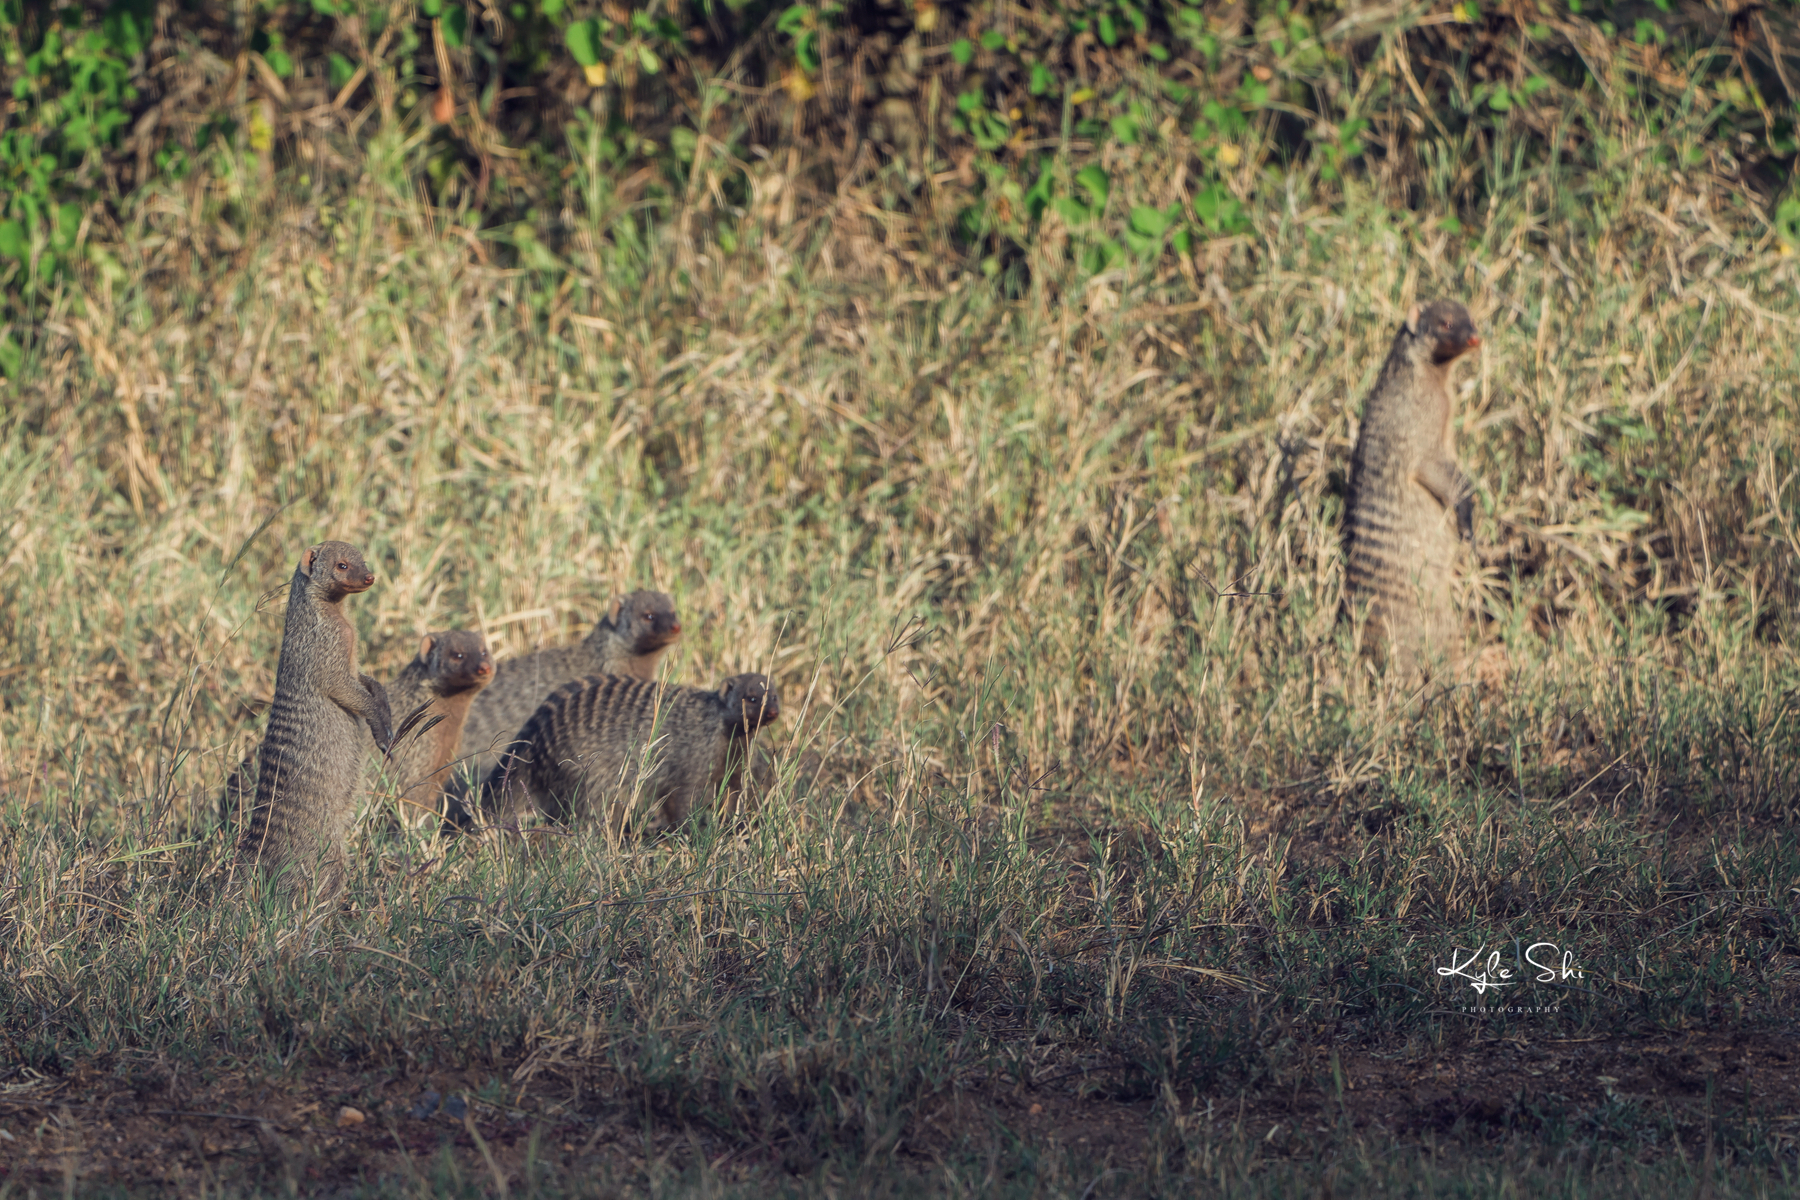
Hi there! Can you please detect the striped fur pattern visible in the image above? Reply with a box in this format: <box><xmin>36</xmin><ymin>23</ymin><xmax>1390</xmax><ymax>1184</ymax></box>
<box><xmin>455</xmin><ymin>590</ymin><xmax>682</xmax><ymax>786</ymax></box>
<box><xmin>1344</xmin><ymin>300</ymin><xmax>1481</xmax><ymax>669</ymax></box>
<box><xmin>236</xmin><ymin>540</ymin><xmax>393</xmax><ymax>902</ymax></box>
<box><xmin>480</xmin><ymin>672</ymin><xmax>778</xmax><ymax>834</ymax></box>
<box><xmin>221</xmin><ymin>629</ymin><xmax>492</xmax><ymax>829</ymax></box>
<box><xmin>378</xmin><ymin>630</ymin><xmax>493</xmax><ymax>826</ymax></box>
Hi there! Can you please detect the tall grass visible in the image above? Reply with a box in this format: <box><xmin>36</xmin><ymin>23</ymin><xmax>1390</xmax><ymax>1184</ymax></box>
<box><xmin>0</xmin><ymin>40</ymin><xmax>1796</xmax><ymax>1197</ymax></box>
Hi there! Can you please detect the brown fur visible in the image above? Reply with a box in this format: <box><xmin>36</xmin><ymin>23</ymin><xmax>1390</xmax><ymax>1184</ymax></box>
<box><xmin>236</xmin><ymin>540</ymin><xmax>392</xmax><ymax>903</ymax></box>
<box><xmin>379</xmin><ymin>630</ymin><xmax>493</xmax><ymax>826</ymax></box>
<box><xmin>480</xmin><ymin>673</ymin><xmax>778</xmax><ymax>834</ymax></box>
<box><xmin>1343</xmin><ymin>300</ymin><xmax>1481</xmax><ymax>669</ymax></box>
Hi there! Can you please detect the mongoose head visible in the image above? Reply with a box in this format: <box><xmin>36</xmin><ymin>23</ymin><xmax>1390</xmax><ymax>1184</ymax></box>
<box><xmin>419</xmin><ymin>630</ymin><xmax>494</xmax><ymax>696</ymax></box>
<box><xmin>600</xmin><ymin>590</ymin><xmax>683</xmax><ymax>655</ymax></box>
<box><xmin>719</xmin><ymin>673</ymin><xmax>780</xmax><ymax>734</ymax></box>
<box><xmin>1403</xmin><ymin>300</ymin><xmax>1481</xmax><ymax>366</ymax></box>
<box><xmin>302</xmin><ymin>540</ymin><xmax>376</xmax><ymax>600</ymax></box>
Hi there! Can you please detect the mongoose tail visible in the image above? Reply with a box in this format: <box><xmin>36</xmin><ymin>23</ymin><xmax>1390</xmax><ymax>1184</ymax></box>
<box><xmin>1343</xmin><ymin>300</ymin><xmax>1481</xmax><ymax>668</ymax></box>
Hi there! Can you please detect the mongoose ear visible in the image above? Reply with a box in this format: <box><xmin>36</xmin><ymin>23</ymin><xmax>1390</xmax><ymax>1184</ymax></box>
<box><xmin>609</xmin><ymin>597</ymin><xmax>625</xmax><ymax>623</ymax></box>
<box><xmin>302</xmin><ymin>546</ymin><xmax>317</xmax><ymax>574</ymax></box>
<box><xmin>419</xmin><ymin>634</ymin><xmax>434</xmax><ymax>658</ymax></box>
<box><xmin>1404</xmin><ymin>304</ymin><xmax>1422</xmax><ymax>335</ymax></box>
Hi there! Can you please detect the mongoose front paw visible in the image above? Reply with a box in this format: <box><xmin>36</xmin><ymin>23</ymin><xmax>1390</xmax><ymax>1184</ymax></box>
<box><xmin>359</xmin><ymin>672</ymin><xmax>395</xmax><ymax>752</ymax></box>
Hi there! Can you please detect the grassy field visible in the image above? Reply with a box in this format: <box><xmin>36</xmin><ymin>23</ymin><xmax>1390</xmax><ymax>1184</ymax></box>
<box><xmin>2</xmin><ymin>62</ymin><xmax>1800</xmax><ymax>1195</ymax></box>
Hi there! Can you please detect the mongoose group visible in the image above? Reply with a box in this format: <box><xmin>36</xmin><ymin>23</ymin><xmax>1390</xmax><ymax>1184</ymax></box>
<box><xmin>233</xmin><ymin>297</ymin><xmax>1478</xmax><ymax>902</ymax></box>
<box><xmin>233</xmin><ymin>550</ymin><xmax>778</xmax><ymax>902</ymax></box>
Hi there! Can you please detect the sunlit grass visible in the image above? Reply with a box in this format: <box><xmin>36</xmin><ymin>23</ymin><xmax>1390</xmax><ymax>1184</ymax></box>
<box><xmin>0</xmin><ymin>54</ymin><xmax>1797</xmax><ymax>1196</ymax></box>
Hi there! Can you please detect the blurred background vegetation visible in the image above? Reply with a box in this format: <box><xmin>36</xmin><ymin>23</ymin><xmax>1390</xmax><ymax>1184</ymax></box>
<box><xmin>4</xmin><ymin>0</ymin><xmax>1799</xmax><ymax>350</ymax></box>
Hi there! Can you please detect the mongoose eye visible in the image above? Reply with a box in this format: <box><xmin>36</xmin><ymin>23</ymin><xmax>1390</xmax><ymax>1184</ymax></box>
<box><xmin>337</xmin><ymin>561</ymin><xmax>349</xmax><ymax>571</ymax></box>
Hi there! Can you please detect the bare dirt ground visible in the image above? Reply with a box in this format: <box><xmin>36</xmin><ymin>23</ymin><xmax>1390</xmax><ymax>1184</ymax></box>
<box><xmin>2</xmin><ymin>1026</ymin><xmax>1793</xmax><ymax>1194</ymax></box>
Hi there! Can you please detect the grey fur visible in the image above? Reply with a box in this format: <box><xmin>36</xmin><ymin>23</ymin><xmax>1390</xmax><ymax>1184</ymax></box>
<box><xmin>377</xmin><ymin>630</ymin><xmax>494</xmax><ymax>826</ymax></box>
<box><xmin>455</xmin><ymin>590</ymin><xmax>682</xmax><ymax>784</ymax></box>
<box><xmin>223</xmin><ymin>630</ymin><xmax>493</xmax><ymax>830</ymax></box>
<box><xmin>1343</xmin><ymin>299</ymin><xmax>1481</xmax><ymax>669</ymax></box>
<box><xmin>480</xmin><ymin>672</ymin><xmax>778</xmax><ymax>834</ymax></box>
<box><xmin>235</xmin><ymin>540</ymin><xmax>392</xmax><ymax>903</ymax></box>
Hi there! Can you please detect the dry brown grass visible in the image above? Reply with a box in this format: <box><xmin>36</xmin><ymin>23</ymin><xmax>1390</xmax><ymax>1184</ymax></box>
<box><xmin>0</xmin><ymin>47</ymin><xmax>1797</xmax><ymax>1194</ymax></box>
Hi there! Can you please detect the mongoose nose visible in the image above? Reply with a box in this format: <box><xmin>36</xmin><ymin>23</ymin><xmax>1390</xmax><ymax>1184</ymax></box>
<box><xmin>476</xmin><ymin>661</ymin><xmax>493</xmax><ymax>676</ymax></box>
<box><xmin>1465</xmin><ymin>334</ymin><xmax>1481</xmax><ymax>348</ymax></box>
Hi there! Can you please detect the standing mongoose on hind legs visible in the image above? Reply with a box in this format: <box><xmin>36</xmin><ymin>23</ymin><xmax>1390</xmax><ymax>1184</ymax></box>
<box><xmin>236</xmin><ymin>540</ymin><xmax>393</xmax><ymax>903</ymax></box>
<box><xmin>1343</xmin><ymin>299</ymin><xmax>1482</xmax><ymax>670</ymax></box>
<box><xmin>480</xmin><ymin>673</ymin><xmax>779</xmax><ymax>836</ymax></box>
<box><xmin>453</xmin><ymin>589</ymin><xmax>683</xmax><ymax>784</ymax></box>
<box><xmin>222</xmin><ymin>629</ymin><xmax>493</xmax><ymax>827</ymax></box>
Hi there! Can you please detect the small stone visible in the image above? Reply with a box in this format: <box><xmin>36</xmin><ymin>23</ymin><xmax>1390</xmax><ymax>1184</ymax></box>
<box><xmin>336</xmin><ymin>1106</ymin><xmax>365</xmax><ymax>1127</ymax></box>
<box><xmin>1028</xmin><ymin>1103</ymin><xmax>1043</xmax><ymax>1115</ymax></box>
<box><xmin>441</xmin><ymin>1094</ymin><xmax>468</xmax><ymax>1119</ymax></box>
<box><xmin>408</xmin><ymin>1091</ymin><xmax>442</xmax><ymax>1120</ymax></box>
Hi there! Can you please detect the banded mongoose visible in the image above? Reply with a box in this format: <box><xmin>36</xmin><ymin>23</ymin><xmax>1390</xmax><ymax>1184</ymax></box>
<box><xmin>454</xmin><ymin>589</ymin><xmax>682</xmax><ymax>782</ymax></box>
<box><xmin>222</xmin><ymin>630</ymin><xmax>493</xmax><ymax>828</ymax></box>
<box><xmin>480</xmin><ymin>673</ymin><xmax>779</xmax><ymax>834</ymax></box>
<box><xmin>236</xmin><ymin>541</ymin><xmax>394</xmax><ymax>902</ymax></box>
<box><xmin>1343</xmin><ymin>299</ymin><xmax>1482</xmax><ymax>668</ymax></box>
<box><xmin>377</xmin><ymin>630</ymin><xmax>494</xmax><ymax>826</ymax></box>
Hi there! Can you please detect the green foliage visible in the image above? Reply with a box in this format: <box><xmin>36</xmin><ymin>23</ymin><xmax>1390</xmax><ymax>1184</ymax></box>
<box><xmin>777</xmin><ymin>2</ymin><xmax>841</xmax><ymax>75</ymax></box>
<box><xmin>0</xmin><ymin>0</ymin><xmax>149</xmax><ymax>288</ymax></box>
<box><xmin>1</xmin><ymin>0</ymin><xmax>1797</xmax><ymax>319</ymax></box>
<box><xmin>1776</xmin><ymin>194</ymin><xmax>1800</xmax><ymax>248</ymax></box>
<box><xmin>1190</xmin><ymin>181</ymin><xmax>1246</xmax><ymax>234</ymax></box>
<box><xmin>1564</xmin><ymin>408</ymin><xmax>1666</xmax><ymax>530</ymax></box>
<box><xmin>565</xmin><ymin>18</ymin><xmax>605</xmax><ymax>65</ymax></box>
